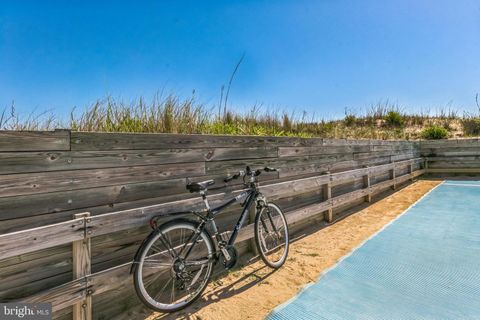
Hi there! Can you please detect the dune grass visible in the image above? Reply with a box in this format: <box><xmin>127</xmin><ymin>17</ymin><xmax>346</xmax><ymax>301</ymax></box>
<box><xmin>1</xmin><ymin>95</ymin><xmax>479</xmax><ymax>140</ymax></box>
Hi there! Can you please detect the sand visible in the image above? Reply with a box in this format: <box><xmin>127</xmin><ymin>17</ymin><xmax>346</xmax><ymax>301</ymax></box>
<box><xmin>143</xmin><ymin>180</ymin><xmax>440</xmax><ymax>320</ymax></box>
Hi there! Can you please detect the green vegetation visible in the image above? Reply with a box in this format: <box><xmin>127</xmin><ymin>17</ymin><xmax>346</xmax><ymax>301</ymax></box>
<box><xmin>2</xmin><ymin>95</ymin><xmax>480</xmax><ymax>139</ymax></box>
<box><xmin>421</xmin><ymin>125</ymin><xmax>449</xmax><ymax>140</ymax></box>
<box><xmin>384</xmin><ymin>111</ymin><xmax>404</xmax><ymax>127</ymax></box>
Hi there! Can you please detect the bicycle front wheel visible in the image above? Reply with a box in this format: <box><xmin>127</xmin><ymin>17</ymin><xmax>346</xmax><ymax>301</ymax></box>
<box><xmin>254</xmin><ymin>202</ymin><xmax>289</xmax><ymax>269</ymax></box>
<box><xmin>133</xmin><ymin>219</ymin><xmax>214</xmax><ymax>313</ymax></box>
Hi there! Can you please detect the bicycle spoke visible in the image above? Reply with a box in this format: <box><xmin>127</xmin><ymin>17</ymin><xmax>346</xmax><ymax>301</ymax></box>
<box><xmin>159</xmin><ymin>232</ymin><xmax>178</xmax><ymax>259</ymax></box>
<box><xmin>264</xmin><ymin>243</ymin><xmax>284</xmax><ymax>255</ymax></box>
<box><xmin>188</xmin><ymin>265</ymin><xmax>205</xmax><ymax>290</ymax></box>
<box><xmin>143</xmin><ymin>259</ymin><xmax>172</xmax><ymax>269</ymax></box>
<box><xmin>150</xmin><ymin>244</ymin><xmax>173</xmax><ymax>261</ymax></box>
<box><xmin>266</xmin><ymin>211</ymin><xmax>279</xmax><ymax>233</ymax></box>
<box><xmin>170</xmin><ymin>279</ymin><xmax>176</xmax><ymax>303</ymax></box>
<box><xmin>152</xmin><ymin>277</ymin><xmax>172</xmax><ymax>302</ymax></box>
<box><xmin>143</xmin><ymin>267</ymin><xmax>170</xmax><ymax>287</ymax></box>
<box><xmin>178</xmin><ymin>231</ymin><xmax>198</xmax><ymax>258</ymax></box>
<box><xmin>260</xmin><ymin>233</ymin><xmax>268</xmax><ymax>252</ymax></box>
<box><xmin>180</xmin><ymin>228</ymin><xmax>184</xmax><ymax>246</ymax></box>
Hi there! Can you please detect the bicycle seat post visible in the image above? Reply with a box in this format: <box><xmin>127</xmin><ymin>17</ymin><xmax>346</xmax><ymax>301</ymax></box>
<box><xmin>200</xmin><ymin>190</ymin><xmax>222</xmax><ymax>243</ymax></box>
<box><xmin>200</xmin><ymin>191</ymin><xmax>210</xmax><ymax>211</ymax></box>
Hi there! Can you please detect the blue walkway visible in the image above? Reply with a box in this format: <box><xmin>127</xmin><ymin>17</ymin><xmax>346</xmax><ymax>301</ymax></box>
<box><xmin>268</xmin><ymin>181</ymin><xmax>480</xmax><ymax>320</ymax></box>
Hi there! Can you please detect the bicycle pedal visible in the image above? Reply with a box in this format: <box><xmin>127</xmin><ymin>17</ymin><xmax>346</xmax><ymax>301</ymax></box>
<box><xmin>221</xmin><ymin>247</ymin><xmax>231</xmax><ymax>261</ymax></box>
<box><xmin>220</xmin><ymin>245</ymin><xmax>238</xmax><ymax>269</ymax></box>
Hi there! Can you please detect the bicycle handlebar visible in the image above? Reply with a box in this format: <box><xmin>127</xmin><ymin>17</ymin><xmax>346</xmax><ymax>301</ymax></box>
<box><xmin>223</xmin><ymin>166</ymin><xmax>277</xmax><ymax>183</ymax></box>
<box><xmin>223</xmin><ymin>171</ymin><xmax>244</xmax><ymax>183</ymax></box>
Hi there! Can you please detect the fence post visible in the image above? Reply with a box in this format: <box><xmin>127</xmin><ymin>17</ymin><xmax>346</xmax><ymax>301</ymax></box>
<box><xmin>73</xmin><ymin>212</ymin><xmax>92</xmax><ymax>320</ymax></box>
<box><xmin>363</xmin><ymin>166</ymin><xmax>372</xmax><ymax>202</ymax></box>
<box><xmin>323</xmin><ymin>172</ymin><xmax>333</xmax><ymax>223</ymax></box>
<box><xmin>408</xmin><ymin>161</ymin><xmax>414</xmax><ymax>181</ymax></box>
<box><xmin>390</xmin><ymin>162</ymin><xmax>396</xmax><ymax>190</ymax></box>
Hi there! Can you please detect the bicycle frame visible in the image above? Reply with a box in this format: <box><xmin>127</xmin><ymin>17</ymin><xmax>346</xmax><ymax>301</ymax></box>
<box><xmin>174</xmin><ymin>187</ymin><xmax>261</xmax><ymax>263</ymax></box>
<box><xmin>209</xmin><ymin>188</ymin><xmax>259</xmax><ymax>247</ymax></box>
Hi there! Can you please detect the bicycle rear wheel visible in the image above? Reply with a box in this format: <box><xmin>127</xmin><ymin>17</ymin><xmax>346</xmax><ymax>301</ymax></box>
<box><xmin>133</xmin><ymin>219</ymin><xmax>214</xmax><ymax>313</ymax></box>
<box><xmin>254</xmin><ymin>202</ymin><xmax>289</xmax><ymax>269</ymax></box>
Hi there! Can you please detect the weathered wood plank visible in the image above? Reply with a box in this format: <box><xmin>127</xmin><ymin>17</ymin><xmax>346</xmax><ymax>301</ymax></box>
<box><xmin>426</xmin><ymin>168</ymin><xmax>480</xmax><ymax>173</ymax></box>
<box><xmin>396</xmin><ymin>170</ymin><xmax>424</xmax><ymax>183</ymax></box>
<box><xmin>322</xmin><ymin>139</ymin><xmax>372</xmax><ymax>146</ymax></box>
<box><xmin>370</xmin><ymin>179</ymin><xmax>395</xmax><ymax>194</ymax></box>
<box><xmin>286</xmin><ymin>201</ymin><xmax>330</xmax><ymax>225</ymax></box>
<box><xmin>261</xmin><ymin>174</ymin><xmax>331</xmax><ymax>198</ymax></box>
<box><xmin>0</xmin><ymin>147</ymin><xmax>278</xmax><ymax>175</ymax></box>
<box><xmin>420</xmin><ymin>139</ymin><xmax>480</xmax><ymax>149</ymax></box>
<box><xmin>72</xmin><ymin>133</ymin><xmax>421</xmax><ymax>151</ymax></box>
<box><xmin>330</xmin><ymin>167</ymin><xmax>368</xmax><ymax>185</ymax></box>
<box><xmin>372</xmin><ymin>145</ymin><xmax>415</xmax><ymax>152</ymax></box>
<box><xmin>0</xmin><ymin>250</ymin><xmax>72</xmax><ymax>301</ymax></box>
<box><xmin>0</xmin><ymin>191</ymin><xmax>199</xmax><ymax>234</ymax></box>
<box><xmin>0</xmin><ymin>130</ymin><xmax>70</xmax><ymax>152</ymax></box>
<box><xmin>331</xmin><ymin>188</ymin><xmax>370</xmax><ymax>207</ymax></box>
<box><xmin>0</xmin><ymin>162</ymin><xmax>205</xmax><ymax>197</ymax></box>
<box><xmin>205</xmin><ymin>157</ymin><xmax>296</xmax><ymax>175</ymax></box>
<box><xmin>0</xmin><ymin>178</ymin><xmax>187</xmax><ymax>220</ymax></box>
<box><xmin>22</xmin><ymin>278</ymin><xmax>86</xmax><ymax>312</ymax></box>
<box><xmin>278</xmin><ymin>145</ymin><xmax>369</xmax><ymax>157</ymax></box>
<box><xmin>427</xmin><ymin>161</ymin><xmax>480</xmax><ymax>168</ymax></box>
<box><xmin>89</xmin><ymin>263</ymin><xmax>131</xmax><ymax>296</ymax></box>
<box><xmin>277</xmin><ymin>154</ymin><xmax>354</xmax><ymax>177</ymax></box>
<box><xmin>71</xmin><ymin>132</ymin><xmax>309</xmax><ymax>150</ymax></box>
<box><xmin>420</xmin><ymin>147</ymin><xmax>480</xmax><ymax>157</ymax></box>
<box><xmin>391</xmin><ymin>152</ymin><xmax>420</xmax><ymax>162</ymax></box>
<box><xmin>425</xmin><ymin>156</ymin><xmax>480</xmax><ymax>162</ymax></box>
<box><xmin>353</xmin><ymin>151</ymin><xmax>395</xmax><ymax>161</ymax></box>
<box><xmin>0</xmin><ymin>219</ymin><xmax>84</xmax><ymax>260</ymax></box>
<box><xmin>278</xmin><ymin>164</ymin><xmax>326</xmax><ymax>178</ymax></box>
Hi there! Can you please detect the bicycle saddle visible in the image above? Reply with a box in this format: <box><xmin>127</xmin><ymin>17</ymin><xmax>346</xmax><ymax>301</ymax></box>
<box><xmin>186</xmin><ymin>179</ymin><xmax>215</xmax><ymax>193</ymax></box>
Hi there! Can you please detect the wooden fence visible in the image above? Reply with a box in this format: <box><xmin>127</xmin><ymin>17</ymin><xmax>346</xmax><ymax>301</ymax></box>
<box><xmin>0</xmin><ymin>131</ymin><xmax>423</xmax><ymax>320</ymax></box>
<box><xmin>421</xmin><ymin>138</ymin><xmax>480</xmax><ymax>174</ymax></box>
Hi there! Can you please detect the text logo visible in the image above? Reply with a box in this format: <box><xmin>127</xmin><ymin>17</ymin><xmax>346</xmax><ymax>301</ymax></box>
<box><xmin>0</xmin><ymin>303</ymin><xmax>51</xmax><ymax>320</ymax></box>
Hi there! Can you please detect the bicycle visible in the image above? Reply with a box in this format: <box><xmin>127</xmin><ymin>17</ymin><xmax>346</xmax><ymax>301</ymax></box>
<box><xmin>131</xmin><ymin>166</ymin><xmax>290</xmax><ymax>312</ymax></box>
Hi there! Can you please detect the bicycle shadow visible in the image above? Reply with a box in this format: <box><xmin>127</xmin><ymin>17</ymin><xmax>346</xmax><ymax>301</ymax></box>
<box><xmin>151</xmin><ymin>264</ymin><xmax>276</xmax><ymax>319</ymax></box>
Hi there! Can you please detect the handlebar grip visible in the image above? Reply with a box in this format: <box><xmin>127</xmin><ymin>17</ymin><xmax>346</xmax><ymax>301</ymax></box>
<box><xmin>264</xmin><ymin>167</ymin><xmax>277</xmax><ymax>172</ymax></box>
<box><xmin>224</xmin><ymin>172</ymin><xmax>241</xmax><ymax>183</ymax></box>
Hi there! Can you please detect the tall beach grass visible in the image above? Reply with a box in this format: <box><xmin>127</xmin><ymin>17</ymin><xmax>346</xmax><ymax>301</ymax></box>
<box><xmin>1</xmin><ymin>95</ymin><xmax>479</xmax><ymax>139</ymax></box>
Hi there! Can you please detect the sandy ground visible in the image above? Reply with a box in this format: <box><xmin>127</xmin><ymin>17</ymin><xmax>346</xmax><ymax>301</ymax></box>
<box><xmin>142</xmin><ymin>179</ymin><xmax>440</xmax><ymax>320</ymax></box>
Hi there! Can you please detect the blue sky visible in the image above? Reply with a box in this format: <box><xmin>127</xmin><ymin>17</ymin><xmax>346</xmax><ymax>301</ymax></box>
<box><xmin>1</xmin><ymin>0</ymin><xmax>480</xmax><ymax>120</ymax></box>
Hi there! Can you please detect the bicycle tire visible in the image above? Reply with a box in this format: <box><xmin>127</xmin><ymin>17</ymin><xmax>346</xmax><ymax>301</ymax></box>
<box><xmin>254</xmin><ymin>202</ymin><xmax>289</xmax><ymax>269</ymax></box>
<box><xmin>133</xmin><ymin>219</ymin><xmax>214</xmax><ymax>312</ymax></box>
